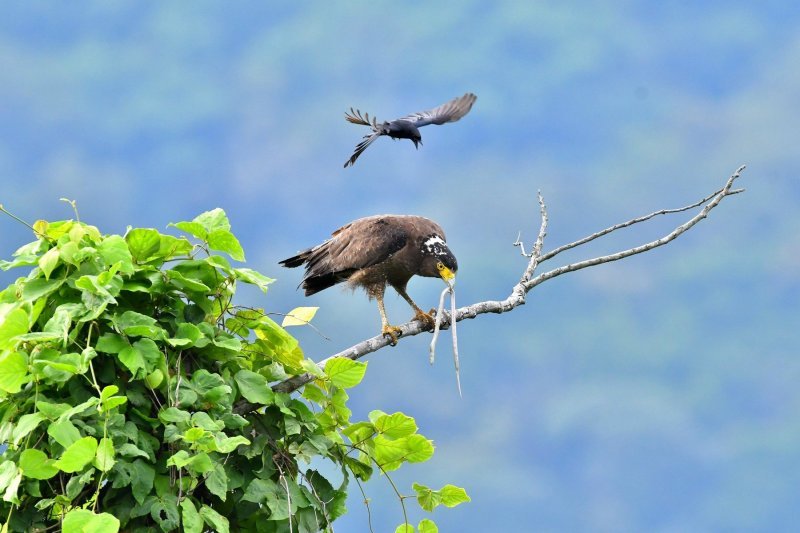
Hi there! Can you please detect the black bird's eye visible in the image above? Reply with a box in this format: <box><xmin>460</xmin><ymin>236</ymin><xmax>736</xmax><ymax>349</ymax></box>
<box><xmin>436</xmin><ymin>261</ymin><xmax>444</xmax><ymax>270</ymax></box>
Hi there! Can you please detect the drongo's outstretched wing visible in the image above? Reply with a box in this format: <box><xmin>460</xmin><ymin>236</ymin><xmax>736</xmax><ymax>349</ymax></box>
<box><xmin>398</xmin><ymin>93</ymin><xmax>477</xmax><ymax>127</ymax></box>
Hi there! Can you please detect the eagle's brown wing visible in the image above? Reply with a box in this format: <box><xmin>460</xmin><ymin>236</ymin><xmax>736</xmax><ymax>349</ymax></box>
<box><xmin>280</xmin><ymin>216</ymin><xmax>410</xmax><ymax>296</ymax></box>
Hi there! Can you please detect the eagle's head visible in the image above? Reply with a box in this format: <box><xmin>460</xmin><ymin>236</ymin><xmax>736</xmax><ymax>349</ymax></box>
<box><xmin>419</xmin><ymin>234</ymin><xmax>457</xmax><ymax>287</ymax></box>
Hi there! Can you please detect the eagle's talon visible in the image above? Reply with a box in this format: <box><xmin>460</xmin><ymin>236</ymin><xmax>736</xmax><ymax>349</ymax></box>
<box><xmin>413</xmin><ymin>309</ymin><xmax>436</xmax><ymax>329</ymax></box>
<box><xmin>382</xmin><ymin>325</ymin><xmax>402</xmax><ymax>346</ymax></box>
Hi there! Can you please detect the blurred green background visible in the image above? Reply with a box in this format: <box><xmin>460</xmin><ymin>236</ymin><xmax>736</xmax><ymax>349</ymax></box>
<box><xmin>1</xmin><ymin>2</ymin><xmax>798</xmax><ymax>531</ymax></box>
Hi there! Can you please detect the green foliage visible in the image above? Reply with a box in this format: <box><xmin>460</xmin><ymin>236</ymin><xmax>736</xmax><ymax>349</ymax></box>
<box><xmin>0</xmin><ymin>208</ymin><xmax>468</xmax><ymax>532</ymax></box>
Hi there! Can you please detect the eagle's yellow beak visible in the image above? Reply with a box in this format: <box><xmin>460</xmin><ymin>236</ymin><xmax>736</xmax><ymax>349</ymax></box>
<box><xmin>439</xmin><ymin>265</ymin><xmax>456</xmax><ymax>288</ymax></box>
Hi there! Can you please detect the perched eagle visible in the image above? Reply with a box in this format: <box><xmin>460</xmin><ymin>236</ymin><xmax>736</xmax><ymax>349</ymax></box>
<box><xmin>279</xmin><ymin>215</ymin><xmax>458</xmax><ymax>344</ymax></box>
<box><xmin>343</xmin><ymin>93</ymin><xmax>477</xmax><ymax>167</ymax></box>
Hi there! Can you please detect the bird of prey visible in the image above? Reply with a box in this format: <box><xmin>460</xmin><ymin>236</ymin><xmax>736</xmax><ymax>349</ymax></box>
<box><xmin>279</xmin><ymin>215</ymin><xmax>457</xmax><ymax>344</ymax></box>
<box><xmin>343</xmin><ymin>92</ymin><xmax>477</xmax><ymax>167</ymax></box>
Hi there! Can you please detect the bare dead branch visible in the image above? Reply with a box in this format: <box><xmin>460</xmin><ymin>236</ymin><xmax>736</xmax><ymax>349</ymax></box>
<box><xmin>524</xmin><ymin>165</ymin><xmax>745</xmax><ymax>291</ymax></box>
<box><xmin>520</xmin><ymin>191</ymin><xmax>548</xmax><ymax>285</ymax></box>
<box><xmin>512</xmin><ymin>232</ymin><xmax>529</xmax><ymax>257</ymax></box>
<box><xmin>540</xmin><ymin>181</ymin><xmax>744</xmax><ymax>264</ymax></box>
<box><xmin>236</xmin><ymin>166</ymin><xmax>746</xmax><ymax>406</ymax></box>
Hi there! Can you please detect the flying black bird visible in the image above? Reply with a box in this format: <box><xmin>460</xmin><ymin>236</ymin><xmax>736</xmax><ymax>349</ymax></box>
<box><xmin>343</xmin><ymin>92</ymin><xmax>477</xmax><ymax>167</ymax></box>
<box><xmin>279</xmin><ymin>215</ymin><xmax>457</xmax><ymax>344</ymax></box>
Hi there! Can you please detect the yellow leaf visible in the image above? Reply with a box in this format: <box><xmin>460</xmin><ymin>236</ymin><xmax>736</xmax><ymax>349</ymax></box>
<box><xmin>281</xmin><ymin>307</ymin><xmax>319</xmax><ymax>327</ymax></box>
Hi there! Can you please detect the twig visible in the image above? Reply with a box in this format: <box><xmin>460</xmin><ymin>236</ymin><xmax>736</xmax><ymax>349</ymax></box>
<box><xmin>539</xmin><ymin>183</ymin><xmax>743</xmax><ymax>264</ymax></box>
<box><xmin>232</xmin><ymin>166</ymin><xmax>746</xmax><ymax>407</ymax></box>
<box><xmin>276</xmin><ymin>464</ymin><xmax>293</xmax><ymax>533</ymax></box>
<box><xmin>0</xmin><ymin>204</ymin><xmax>46</xmax><ymax>238</ymax></box>
<box><xmin>520</xmin><ymin>190</ymin><xmax>549</xmax><ymax>284</ymax></box>
<box><xmin>512</xmin><ymin>232</ymin><xmax>530</xmax><ymax>257</ymax></box>
<box><xmin>353</xmin><ymin>476</ymin><xmax>375</xmax><ymax>533</ymax></box>
<box><xmin>524</xmin><ymin>165</ymin><xmax>745</xmax><ymax>291</ymax></box>
<box><xmin>232</xmin><ymin>305</ymin><xmax>332</xmax><ymax>341</ymax></box>
<box><xmin>351</xmin><ymin>444</ymin><xmax>411</xmax><ymax>531</ymax></box>
<box><xmin>59</xmin><ymin>198</ymin><xmax>80</xmax><ymax>222</ymax></box>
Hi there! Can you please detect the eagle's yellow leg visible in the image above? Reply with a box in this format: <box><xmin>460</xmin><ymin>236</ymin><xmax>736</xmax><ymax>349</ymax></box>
<box><xmin>376</xmin><ymin>292</ymin><xmax>402</xmax><ymax>345</ymax></box>
<box><xmin>397</xmin><ymin>287</ymin><xmax>436</xmax><ymax>328</ymax></box>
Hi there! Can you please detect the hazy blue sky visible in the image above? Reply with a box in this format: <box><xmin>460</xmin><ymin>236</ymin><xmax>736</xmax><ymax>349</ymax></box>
<box><xmin>1</xmin><ymin>2</ymin><xmax>799</xmax><ymax>531</ymax></box>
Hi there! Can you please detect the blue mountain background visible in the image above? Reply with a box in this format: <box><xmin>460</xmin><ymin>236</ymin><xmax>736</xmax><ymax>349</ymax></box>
<box><xmin>1</xmin><ymin>2</ymin><xmax>798</xmax><ymax>531</ymax></box>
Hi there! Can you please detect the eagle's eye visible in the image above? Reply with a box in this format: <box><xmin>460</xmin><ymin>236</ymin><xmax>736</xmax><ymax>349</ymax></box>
<box><xmin>436</xmin><ymin>261</ymin><xmax>445</xmax><ymax>271</ymax></box>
